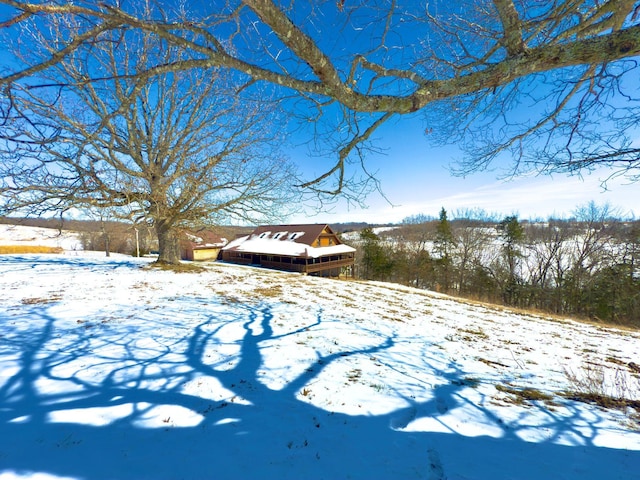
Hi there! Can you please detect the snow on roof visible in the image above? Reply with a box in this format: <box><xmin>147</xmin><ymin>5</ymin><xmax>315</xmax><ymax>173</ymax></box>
<box><xmin>185</xmin><ymin>233</ymin><xmax>203</xmax><ymax>243</ymax></box>
<box><xmin>192</xmin><ymin>243</ymin><xmax>226</xmax><ymax>250</ymax></box>
<box><xmin>249</xmin><ymin>224</ymin><xmax>333</xmax><ymax>245</ymax></box>
<box><xmin>222</xmin><ymin>235</ymin><xmax>355</xmax><ymax>258</ymax></box>
<box><xmin>305</xmin><ymin>244</ymin><xmax>356</xmax><ymax>258</ymax></box>
<box><xmin>182</xmin><ymin>230</ymin><xmax>228</xmax><ymax>248</ymax></box>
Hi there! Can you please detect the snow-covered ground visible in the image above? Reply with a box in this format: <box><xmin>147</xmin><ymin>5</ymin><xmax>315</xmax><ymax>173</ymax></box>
<box><xmin>0</xmin><ymin>241</ymin><xmax>639</xmax><ymax>478</ymax></box>
<box><xmin>0</xmin><ymin>225</ymin><xmax>82</xmax><ymax>250</ymax></box>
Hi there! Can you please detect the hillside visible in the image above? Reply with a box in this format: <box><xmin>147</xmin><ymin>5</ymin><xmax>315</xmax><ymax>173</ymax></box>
<box><xmin>0</xmin><ymin>223</ymin><xmax>83</xmax><ymax>250</ymax></box>
<box><xmin>0</xmin><ymin>230</ymin><xmax>639</xmax><ymax>479</ymax></box>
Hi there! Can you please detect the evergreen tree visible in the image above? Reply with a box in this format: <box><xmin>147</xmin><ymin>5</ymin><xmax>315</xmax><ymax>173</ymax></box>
<box><xmin>496</xmin><ymin>216</ymin><xmax>525</xmax><ymax>305</ymax></box>
<box><xmin>434</xmin><ymin>207</ymin><xmax>456</xmax><ymax>292</ymax></box>
<box><xmin>434</xmin><ymin>208</ymin><xmax>455</xmax><ymax>258</ymax></box>
<box><xmin>359</xmin><ymin>228</ymin><xmax>394</xmax><ymax>281</ymax></box>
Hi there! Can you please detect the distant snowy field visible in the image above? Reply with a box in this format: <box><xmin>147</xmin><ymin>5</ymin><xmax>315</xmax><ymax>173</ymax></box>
<box><xmin>0</xmin><ymin>224</ymin><xmax>82</xmax><ymax>250</ymax></box>
<box><xmin>0</xmin><ymin>227</ymin><xmax>639</xmax><ymax>479</ymax></box>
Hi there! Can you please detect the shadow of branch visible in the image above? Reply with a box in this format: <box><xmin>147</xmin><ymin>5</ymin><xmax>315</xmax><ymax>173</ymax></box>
<box><xmin>0</xmin><ymin>299</ymin><xmax>635</xmax><ymax>480</ymax></box>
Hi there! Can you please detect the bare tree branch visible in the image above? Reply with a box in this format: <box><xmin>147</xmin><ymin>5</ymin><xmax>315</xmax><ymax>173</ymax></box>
<box><xmin>493</xmin><ymin>0</ymin><xmax>525</xmax><ymax>56</ymax></box>
<box><xmin>0</xmin><ymin>19</ymin><xmax>298</xmax><ymax>263</ymax></box>
<box><xmin>1</xmin><ymin>0</ymin><xmax>639</xmax><ymax>198</ymax></box>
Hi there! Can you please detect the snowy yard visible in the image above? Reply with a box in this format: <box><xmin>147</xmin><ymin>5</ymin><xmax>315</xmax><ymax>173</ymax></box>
<box><xmin>1</xmin><ymin>252</ymin><xmax>639</xmax><ymax>479</ymax></box>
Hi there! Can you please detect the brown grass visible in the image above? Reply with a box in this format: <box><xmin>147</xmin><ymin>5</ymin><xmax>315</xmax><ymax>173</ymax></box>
<box><xmin>455</xmin><ymin>296</ymin><xmax>640</xmax><ymax>332</ymax></box>
<box><xmin>21</xmin><ymin>294</ymin><xmax>63</xmax><ymax>305</ymax></box>
<box><xmin>145</xmin><ymin>262</ymin><xmax>206</xmax><ymax>273</ymax></box>
<box><xmin>252</xmin><ymin>285</ymin><xmax>284</xmax><ymax>297</ymax></box>
<box><xmin>459</xmin><ymin>327</ymin><xmax>489</xmax><ymax>339</ymax></box>
<box><xmin>0</xmin><ymin>245</ymin><xmax>63</xmax><ymax>254</ymax></box>
<box><xmin>562</xmin><ymin>364</ymin><xmax>640</xmax><ymax>415</ymax></box>
<box><xmin>358</xmin><ymin>278</ymin><xmax>640</xmax><ymax>331</ymax></box>
<box><xmin>560</xmin><ymin>391</ymin><xmax>640</xmax><ymax>411</ymax></box>
<box><xmin>478</xmin><ymin>357</ymin><xmax>510</xmax><ymax>368</ymax></box>
<box><xmin>495</xmin><ymin>384</ymin><xmax>554</xmax><ymax>405</ymax></box>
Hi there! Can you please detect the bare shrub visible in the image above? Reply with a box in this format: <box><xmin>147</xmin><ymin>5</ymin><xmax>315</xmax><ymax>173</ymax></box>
<box><xmin>562</xmin><ymin>363</ymin><xmax>640</xmax><ymax>416</ymax></box>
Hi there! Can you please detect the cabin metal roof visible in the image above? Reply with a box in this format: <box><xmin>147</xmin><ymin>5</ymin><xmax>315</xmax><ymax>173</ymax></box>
<box><xmin>221</xmin><ymin>224</ymin><xmax>355</xmax><ymax>258</ymax></box>
<box><xmin>247</xmin><ymin>224</ymin><xmax>338</xmax><ymax>246</ymax></box>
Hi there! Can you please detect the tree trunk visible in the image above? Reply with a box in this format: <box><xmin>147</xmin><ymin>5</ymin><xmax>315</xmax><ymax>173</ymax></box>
<box><xmin>156</xmin><ymin>221</ymin><xmax>181</xmax><ymax>265</ymax></box>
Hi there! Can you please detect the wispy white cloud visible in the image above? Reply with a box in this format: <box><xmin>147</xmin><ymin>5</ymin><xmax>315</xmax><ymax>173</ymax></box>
<box><xmin>295</xmin><ymin>169</ymin><xmax>639</xmax><ymax>224</ymax></box>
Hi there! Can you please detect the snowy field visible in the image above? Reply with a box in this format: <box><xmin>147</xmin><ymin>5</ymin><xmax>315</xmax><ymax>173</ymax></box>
<box><xmin>0</xmin><ymin>225</ymin><xmax>83</xmax><ymax>250</ymax></box>
<box><xmin>1</xmin><ymin>246</ymin><xmax>639</xmax><ymax>478</ymax></box>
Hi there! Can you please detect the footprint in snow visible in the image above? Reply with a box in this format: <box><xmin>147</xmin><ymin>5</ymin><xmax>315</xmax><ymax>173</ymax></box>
<box><xmin>436</xmin><ymin>396</ymin><xmax>449</xmax><ymax>414</ymax></box>
<box><xmin>428</xmin><ymin>448</ymin><xmax>446</xmax><ymax>480</ymax></box>
<box><xmin>390</xmin><ymin>406</ymin><xmax>417</xmax><ymax>430</ymax></box>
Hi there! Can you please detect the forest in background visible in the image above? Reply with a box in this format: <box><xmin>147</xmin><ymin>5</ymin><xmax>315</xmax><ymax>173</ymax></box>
<box><xmin>351</xmin><ymin>204</ymin><xmax>639</xmax><ymax>328</ymax></box>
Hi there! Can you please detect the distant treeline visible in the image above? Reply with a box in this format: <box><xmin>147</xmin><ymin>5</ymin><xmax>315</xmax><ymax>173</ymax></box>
<box><xmin>0</xmin><ymin>216</ymin><xmax>124</xmax><ymax>233</ymax></box>
<box><xmin>351</xmin><ymin>205</ymin><xmax>639</xmax><ymax>328</ymax></box>
<box><xmin>331</xmin><ymin>222</ymin><xmax>386</xmax><ymax>233</ymax></box>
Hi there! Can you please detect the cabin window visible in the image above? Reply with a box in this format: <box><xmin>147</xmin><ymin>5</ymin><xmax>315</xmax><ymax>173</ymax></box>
<box><xmin>259</xmin><ymin>231</ymin><xmax>271</xmax><ymax>239</ymax></box>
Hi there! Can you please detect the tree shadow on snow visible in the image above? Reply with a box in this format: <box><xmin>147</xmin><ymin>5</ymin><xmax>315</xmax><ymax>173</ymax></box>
<box><xmin>0</xmin><ymin>253</ymin><xmax>147</xmax><ymax>271</ymax></box>
<box><xmin>0</xmin><ymin>297</ymin><xmax>637</xmax><ymax>480</ymax></box>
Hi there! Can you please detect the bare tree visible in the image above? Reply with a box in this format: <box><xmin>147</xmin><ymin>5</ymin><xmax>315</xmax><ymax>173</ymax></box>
<box><xmin>1</xmin><ymin>0</ymin><xmax>639</xmax><ymax>197</ymax></box>
<box><xmin>520</xmin><ymin>221</ymin><xmax>568</xmax><ymax>310</ymax></box>
<box><xmin>560</xmin><ymin>202</ymin><xmax>617</xmax><ymax>311</ymax></box>
<box><xmin>450</xmin><ymin>209</ymin><xmax>497</xmax><ymax>296</ymax></box>
<box><xmin>0</xmin><ymin>20</ymin><xmax>297</xmax><ymax>264</ymax></box>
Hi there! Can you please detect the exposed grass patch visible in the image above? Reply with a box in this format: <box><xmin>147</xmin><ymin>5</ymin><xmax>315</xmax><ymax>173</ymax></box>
<box><xmin>132</xmin><ymin>281</ymin><xmax>159</xmax><ymax>291</ymax></box>
<box><xmin>333</xmin><ymin>292</ymin><xmax>354</xmax><ymax>301</ymax></box>
<box><xmin>606</xmin><ymin>356</ymin><xmax>627</xmax><ymax>366</ymax></box>
<box><xmin>346</xmin><ymin>368</ymin><xmax>362</xmax><ymax>383</ymax></box>
<box><xmin>452</xmin><ymin>297</ymin><xmax>567</xmax><ymax>322</ymax></box>
<box><xmin>495</xmin><ymin>384</ymin><xmax>554</xmax><ymax>406</ymax></box>
<box><xmin>22</xmin><ymin>294</ymin><xmax>63</xmax><ymax>305</ymax></box>
<box><xmin>252</xmin><ymin>285</ymin><xmax>283</xmax><ymax>297</ymax></box>
<box><xmin>447</xmin><ymin>292</ymin><xmax>640</xmax><ymax>332</ymax></box>
<box><xmin>458</xmin><ymin>327</ymin><xmax>488</xmax><ymax>340</ymax></box>
<box><xmin>477</xmin><ymin>357</ymin><xmax>510</xmax><ymax>368</ymax></box>
<box><xmin>560</xmin><ymin>391</ymin><xmax>640</xmax><ymax>411</ymax></box>
<box><xmin>0</xmin><ymin>245</ymin><xmax>63</xmax><ymax>254</ymax></box>
<box><xmin>221</xmin><ymin>296</ymin><xmax>243</xmax><ymax>305</ymax></box>
<box><xmin>146</xmin><ymin>262</ymin><xmax>206</xmax><ymax>273</ymax></box>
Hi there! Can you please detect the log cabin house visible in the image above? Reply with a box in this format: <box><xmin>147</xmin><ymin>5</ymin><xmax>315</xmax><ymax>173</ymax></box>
<box><xmin>220</xmin><ymin>224</ymin><xmax>355</xmax><ymax>277</ymax></box>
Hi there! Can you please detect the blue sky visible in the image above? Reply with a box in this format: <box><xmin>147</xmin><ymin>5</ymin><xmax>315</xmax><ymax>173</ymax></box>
<box><xmin>290</xmin><ymin>114</ymin><xmax>640</xmax><ymax>224</ymax></box>
<box><xmin>1</xmin><ymin>2</ymin><xmax>637</xmax><ymax>226</ymax></box>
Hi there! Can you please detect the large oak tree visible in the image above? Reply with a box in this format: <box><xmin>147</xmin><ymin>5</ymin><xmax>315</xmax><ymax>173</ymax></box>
<box><xmin>0</xmin><ymin>19</ymin><xmax>297</xmax><ymax>264</ymax></box>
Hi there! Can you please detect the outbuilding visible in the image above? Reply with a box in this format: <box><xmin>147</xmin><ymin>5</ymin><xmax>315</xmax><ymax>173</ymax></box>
<box><xmin>180</xmin><ymin>230</ymin><xmax>228</xmax><ymax>261</ymax></box>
